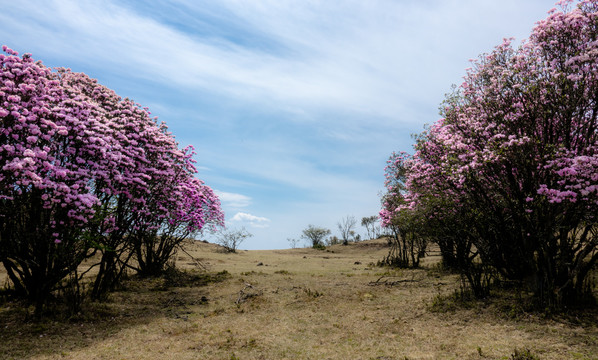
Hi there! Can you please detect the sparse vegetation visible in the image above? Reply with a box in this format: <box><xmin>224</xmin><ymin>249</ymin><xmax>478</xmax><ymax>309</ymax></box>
<box><xmin>287</xmin><ymin>237</ymin><xmax>300</xmax><ymax>249</ymax></box>
<box><xmin>327</xmin><ymin>235</ymin><xmax>341</xmax><ymax>246</ymax></box>
<box><xmin>337</xmin><ymin>215</ymin><xmax>357</xmax><ymax>245</ymax></box>
<box><xmin>216</xmin><ymin>227</ymin><xmax>253</xmax><ymax>253</ymax></box>
<box><xmin>0</xmin><ymin>239</ymin><xmax>595</xmax><ymax>359</ymax></box>
<box><xmin>301</xmin><ymin>224</ymin><xmax>331</xmax><ymax>248</ymax></box>
<box><xmin>510</xmin><ymin>348</ymin><xmax>541</xmax><ymax>360</ymax></box>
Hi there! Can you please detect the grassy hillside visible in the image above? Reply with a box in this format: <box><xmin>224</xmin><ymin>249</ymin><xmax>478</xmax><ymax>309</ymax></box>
<box><xmin>1</xmin><ymin>239</ymin><xmax>596</xmax><ymax>359</ymax></box>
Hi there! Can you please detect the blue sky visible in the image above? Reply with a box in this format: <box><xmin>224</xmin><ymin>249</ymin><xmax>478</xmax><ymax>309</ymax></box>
<box><xmin>1</xmin><ymin>0</ymin><xmax>556</xmax><ymax>249</ymax></box>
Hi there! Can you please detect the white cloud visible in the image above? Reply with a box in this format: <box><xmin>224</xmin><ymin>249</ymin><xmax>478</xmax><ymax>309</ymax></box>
<box><xmin>214</xmin><ymin>190</ymin><xmax>251</xmax><ymax>208</ymax></box>
<box><xmin>0</xmin><ymin>0</ymin><xmax>548</xmax><ymax>125</ymax></box>
<box><xmin>230</xmin><ymin>212</ymin><xmax>271</xmax><ymax>228</ymax></box>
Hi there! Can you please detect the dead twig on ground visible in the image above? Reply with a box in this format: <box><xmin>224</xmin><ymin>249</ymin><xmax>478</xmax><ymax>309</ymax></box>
<box><xmin>235</xmin><ymin>283</ymin><xmax>262</xmax><ymax>305</ymax></box>
<box><xmin>368</xmin><ymin>275</ymin><xmax>423</xmax><ymax>287</ymax></box>
<box><xmin>177</xmin><ymin>244</ymin><xmax>209</xmax><ymax>271</ymax></box>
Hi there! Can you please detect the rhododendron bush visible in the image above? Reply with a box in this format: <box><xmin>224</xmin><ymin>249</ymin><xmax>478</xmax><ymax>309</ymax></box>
<box><xmin>0</xmin><ymin>46</ymin><xmax>223</xmax><ymax>314</ymax></box>
<box><xmin>381</xmin><ymin>0</ymin><xmax>598</xmax><ymax>308</ymax></box>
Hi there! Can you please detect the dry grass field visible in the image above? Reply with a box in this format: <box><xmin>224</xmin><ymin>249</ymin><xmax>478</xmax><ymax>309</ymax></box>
<box><xmin>1</xmin><ymin>239</ymin><xmax>597</xmax><ymax>360</ymax></box>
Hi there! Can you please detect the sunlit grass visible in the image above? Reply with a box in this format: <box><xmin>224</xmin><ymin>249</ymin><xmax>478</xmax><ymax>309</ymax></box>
<box><xmin>0</xmin><ymin>239</ymin><xmax>596</xmax><ymax>359</ymax></box>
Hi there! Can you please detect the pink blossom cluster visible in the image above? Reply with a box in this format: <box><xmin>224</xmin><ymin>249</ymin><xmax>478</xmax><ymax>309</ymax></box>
<box><xmin>380</xmin><ymin>0</ymin><xmax>598</xmax><ymax>306</ymax></box>
<box><xmin>1</xmin><ymin>46</ymin><xmax>223</xmax><ymax>246</ymax></box>
<box><xmin>382</xmin><ymin>1</ymin><xmax>598</xmax><ymax>228</ymax></box>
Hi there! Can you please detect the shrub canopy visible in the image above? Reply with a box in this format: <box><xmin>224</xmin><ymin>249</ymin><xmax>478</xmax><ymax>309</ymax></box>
<box><xmin>0</xmin><ymin>46</ymin><xmax>224</xmax><ymax>312</ymax></box>
<box><xmin>381</xmin><ymin>0</ymin><xmax>598</xmax><ymax>307</ymax></box>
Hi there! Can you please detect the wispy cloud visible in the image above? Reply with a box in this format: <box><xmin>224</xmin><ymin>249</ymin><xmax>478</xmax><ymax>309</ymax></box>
<box><xmin>230</xmin><ymin>212</ymin><xmax>271</xmax><ymax>228</ymax></box>
<box><xmin>214</xmin><ymin>190</ymin><xmax>251</xmax><ymax>208</ymax></box>
<box><xmin>0</xmin><ymin>0</ymin><xmax>555</xmax><ymax>134</ymax></box>
<box><xmin>0</xmin><ymin>0</ymin><xmax>519</xmax><ymax>123</ymax></box>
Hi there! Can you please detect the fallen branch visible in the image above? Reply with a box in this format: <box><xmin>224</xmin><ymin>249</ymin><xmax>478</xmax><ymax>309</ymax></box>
<box><xmin>235</xmin><ymin>283</ymin><xmax>263</xmax><ymax>305</ymax></box>
<box><xmin>368</xmin><ymin>276</ymin><xmax>423</xmax><ymax>287</ymax></box>
<box><xmin>177</xmin><ymin>243</ymin><xmax>209</xmax><ymax>271</ymax></box>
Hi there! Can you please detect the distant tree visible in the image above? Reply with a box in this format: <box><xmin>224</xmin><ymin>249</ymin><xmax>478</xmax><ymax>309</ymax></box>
<box><xmin>327</xmin><ymin>235</ymin><xmax>341</xmax><ymax>246</ymax></box>
<box><xmin>376</xmin><ymin>224</ymin><xmax>389</xmax><ymax>239</ymax></box>
<box><xmin>361</xmin><ymin>216</ymin><xmax>378</xmax><ymax>240</ymax></box>
<box><xmin>301</xmin><ymin>225</ymin><xmax>331</xmax><ymax>248</ymax></box>
<box><xmin>287</xmin><ymin>237</ymin><xmax>299</xmax><ymax>249</ymax></box>
<box><xmin>217</xmin><ymin>228</ymin><xmax>252</xmax><ymax>253</ymax></box>
<box><xmin>337</xmin><ymin>215</ymin><xmax>357</xmax><ymax>245</ymax></box>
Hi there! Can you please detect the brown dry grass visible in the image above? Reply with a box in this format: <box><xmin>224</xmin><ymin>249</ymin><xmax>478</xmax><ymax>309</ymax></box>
<box><xmin>1</xmin><ymin>239</ymin><xmax>597</xmax><ymax>360</ymax></box>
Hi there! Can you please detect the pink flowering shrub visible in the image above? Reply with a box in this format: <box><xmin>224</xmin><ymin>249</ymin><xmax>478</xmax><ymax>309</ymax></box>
<box><xmin>379</xmin><ymin>152</ymin><xmax>428</xmax><ymax>268</ymax></box>
<box><xmin>0</xmin><ymin>47</ymin><xmax>223</xmax><ymax>313</ymax></box>
<box><xmin>381</xmin><ymin>0</ymin><xmax>598</xmax><ymax>307</ymax></box>
<box><xmin>56</xmin><ymin>70</ymin><xmax>223</xmax><ymax>296</ymax></box>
